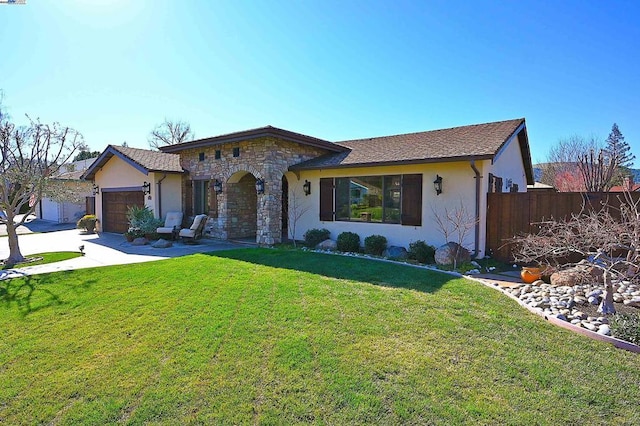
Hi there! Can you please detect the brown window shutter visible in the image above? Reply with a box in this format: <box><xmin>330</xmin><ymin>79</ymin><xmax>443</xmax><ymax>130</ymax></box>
<box><xmin>401</xmin><ymin>174</ymin><xmax>422</xmax><ymax>226</ymax></box>
<box><xmin>320</xmin><ymin>178</ymin><xmax>334</xmax><ymax>221</ymax></box>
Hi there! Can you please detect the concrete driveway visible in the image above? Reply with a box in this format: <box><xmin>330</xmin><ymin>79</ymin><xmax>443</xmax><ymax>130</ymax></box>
<box><xmin>1</xmin><ymin>220</ymin><xmax>249</xmax><ymax>280</ymax></box>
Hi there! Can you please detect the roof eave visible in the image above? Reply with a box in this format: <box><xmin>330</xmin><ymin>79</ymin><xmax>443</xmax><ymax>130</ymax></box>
<box><xmin>290</xmin><ymin>154</ymin><xmax>495</xmax><ymax>171</ymax></box>
<box><xmin>160</xmin><ymin>127</ymin><xmax>348</xmax><ymax>154</ymax></box>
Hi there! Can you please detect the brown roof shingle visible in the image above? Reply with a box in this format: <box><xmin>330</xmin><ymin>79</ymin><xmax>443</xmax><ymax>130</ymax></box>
<box><xmin>81</xmin><ymin>145</ymin><xmax>183</xmax><ymax>180</ymax></box>
<box><xmin>292</xmin><ymin>118</ymin><xmax>526</xmax><ymax>169</ymax></box>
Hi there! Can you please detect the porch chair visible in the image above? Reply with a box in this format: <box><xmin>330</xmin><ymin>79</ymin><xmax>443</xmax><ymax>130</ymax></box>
<box><xmin>156</xmin><ymin>211</ymin><xmax>184</xmax><ymax>240</ymax></box>
<box><xmin>179</xmin><ymin>214</ymin><xmax>208</xmax><ymax>242</ymax></box>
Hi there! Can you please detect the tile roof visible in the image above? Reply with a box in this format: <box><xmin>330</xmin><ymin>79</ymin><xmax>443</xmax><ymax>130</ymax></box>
<box><xmin>291</xmin><ymin>118</ymin><xmax>527</xmax><ymax>169</ymax></box>
<box><xmin>81</xmin><ymin>145</ymin><xmax>182</xmax><ymax>180</ymax></box>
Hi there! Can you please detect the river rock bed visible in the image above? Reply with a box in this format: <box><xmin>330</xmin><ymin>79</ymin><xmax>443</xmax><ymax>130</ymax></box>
<box><xmin>500</xmin><ymin>280</ymin><xmax>640</xmax><ymax>336</ymax></box>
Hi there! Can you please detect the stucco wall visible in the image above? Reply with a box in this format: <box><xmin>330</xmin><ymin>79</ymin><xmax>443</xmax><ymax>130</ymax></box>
<box><xmin>489</xmin><ymin>131</ymin><xmax>528</xmax><ymax>193</ymax></box>
<box><xmin>289</xmin><ymin>161</ymin><xmax>484</xmax><ymax>255</ymax></box>
<box><xmin>94</xmin><ymin>155</ymin><xmax>182</xmax><ymax>225</ymax></box>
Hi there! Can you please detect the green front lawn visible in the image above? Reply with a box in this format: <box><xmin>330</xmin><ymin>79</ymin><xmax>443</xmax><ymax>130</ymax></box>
<box><xmin>1</xmin><ymin>249</ymin><xmax>638</xmax><ymax>424</ymax></box>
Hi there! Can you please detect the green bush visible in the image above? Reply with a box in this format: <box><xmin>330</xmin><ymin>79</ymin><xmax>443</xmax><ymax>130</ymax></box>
<box><xmin>126</xmin><ymin>205</ymin><xmax>163</xmax><ymax>234</ymax></box>
<box><xmin>408</xmin><ymin>240</ymin><xmax>436</xmax><ymax>264</ymax></box>
<box><xmin>76</xmin><ymin>215</ymin><xmax>98</xmax><ymax>233</ymax></box>
<box><xmin>364</xmin><ymin>234</ymin><xmax>387</xmax><ymax>256</ymax></box>
<box><xmin>303</xmin><ymin>228</ymin><xmax>331</xmax><ymax>248</ymax></box>
<box><xmin>610</xmin><ymin>312</ymin><xmax>640</xmax><ymax>345</ymax></box>
<box><xmin>337</xmin><ymin>231</ymin><xmax>360</xmax><ymax>253</ymax></box>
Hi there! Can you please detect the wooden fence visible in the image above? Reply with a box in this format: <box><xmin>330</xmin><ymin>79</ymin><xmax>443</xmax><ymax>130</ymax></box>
<box><xmin>486</xmin><ymin>191</ymin><xmax>640</xmax><ymax>262</ymax></box>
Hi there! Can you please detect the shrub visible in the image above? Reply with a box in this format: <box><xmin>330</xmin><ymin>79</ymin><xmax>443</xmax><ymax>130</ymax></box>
<box><xmin>76</xmin><ymin>215</ymin><xmax>98</xmax><ymax>233</ymax></box>
<box><xmin>304</xmin><ymin>228</ymin><xmax>331</xmax><ymax>248</ymax></box>
<box><xmin>337</xmin><ymin>231</ymin><xmax>360</xmax><ymax>253</ymax></box>
<box><xmin>408</xmin><ymin>240</ymin><xmax>436</xmax><ymax>264</ymax></box>
<box><xmin>610</xmin><ymin>312</ymin><xmax>640</xmax><ymax>345</ymax></box>
<box><xmin>126</xmin><ymin>205</ymin><xmax>162</xmax><ymax>234</ymax></box>
<box><xmin>364</xmin><ymin>234</ymin><xmax>387</xmax><ymax>256</ymax></box>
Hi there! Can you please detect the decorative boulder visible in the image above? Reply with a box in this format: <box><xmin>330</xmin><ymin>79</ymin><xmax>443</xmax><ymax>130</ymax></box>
<box><xmin>550</xmin><ymin>267</ymin><xmax>585</xmax><ymax>286</ymax></box>
<box><xmin>383</xmin><ymin>246</ymin><xmax>409</xmax><ymax>260</ymax></box>
<box><xmin>434</xmin><ymin>242</ymin><xmax>471</xmax><ymax>266</ymax></box>
<box><xmin>316</xmin><ymin>239</ymin><xmax>337</xmax><ymax>251</ymax></box>
<box><xmin>131</xmin><ymin>237</ymin><xmax>148</xmax><ymax>246</ymax></box>
<box><xmin>152</xmin><ymin>239</ymin><xmax>173</xmax><ymax>249</ymax></box>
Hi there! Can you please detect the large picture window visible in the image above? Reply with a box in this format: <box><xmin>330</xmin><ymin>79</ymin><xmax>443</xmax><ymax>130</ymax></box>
<box><xmin>321</xmin><ymin>174</ymin><xmax>422</xmax><ymax>225</ymax></box>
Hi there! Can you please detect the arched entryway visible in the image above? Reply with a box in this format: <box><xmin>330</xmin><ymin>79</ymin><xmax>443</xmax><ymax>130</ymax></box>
<box><xmin>226</xmin><ymin>171</ymin><xmax>258</xmax><ymax>240</ymax></box>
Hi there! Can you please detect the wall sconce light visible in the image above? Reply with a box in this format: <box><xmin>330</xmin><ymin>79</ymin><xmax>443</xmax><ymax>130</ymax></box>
<box><xmin>433</xmin><ymin>175</ymin><xmax>443</xmax><ymax>195</ymax></box>
<box><xmin>303</xmin><ymin>180</ymin><xmax>311</xmax><ymax>196</ymax></box>
<box><xmin>212</xmin><ymin>179</ymin><xmax>223</xmax><ymax>194</ymax></box>
<box><xmin>255</xmin><ymin>178</ymin><xmax>265</xmax><ymax>194</ymax></box>
<box><xmin>142</xmin><ymin>181</ymin><xmax>151</xmax><ymax>195</ymax></box>
<box><xmin>92</xmin><ymin>184</ymin><xmax>100</xmax><ymax>195</ymax></box>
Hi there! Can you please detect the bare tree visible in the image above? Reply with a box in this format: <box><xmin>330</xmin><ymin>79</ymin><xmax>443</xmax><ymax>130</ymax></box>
<box><xmin>538</xmin><ymin>135</ymin><xmax>601</xmax><ymax>191</ymax></box>
<box><xmin>577</xmin><ymin>149</ymin><xmax>618</xmax><ymax>192</ymax></box>
<box><xmin>0</xmin><ymin>104</ymin><xmax>83</xmax><ymax>266</ymax></box>
<box><xmin>431</xmin><ymin>199</ymin><xmax>478</xmax><ymax>269</ymax></box>
<box><xmin>510</xmin><ymin>191</ymin><xmax>640</xmax><ymax>314</ymax></box>
<box><xmin>286</xmin><ymin>184</ymin><xmax>310</xmax><ymax>248</ymax></box>
<box><xmin>148</xmin><ymin>119</ymin><xmax>194</xmax><ymax>150</ymax></box>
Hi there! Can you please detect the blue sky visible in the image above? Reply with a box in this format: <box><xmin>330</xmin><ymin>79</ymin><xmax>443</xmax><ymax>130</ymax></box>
<box><xmin>1</xmin><ymin>0</ymin><xmax>638</xmax><ymax>165</ymax></box>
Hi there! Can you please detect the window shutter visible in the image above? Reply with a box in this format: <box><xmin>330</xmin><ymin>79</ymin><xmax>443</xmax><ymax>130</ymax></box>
<box><xmin>401</xmin><ymin>174</ymin><xmax>422</xmax><ymax>226</ymax></box>
<box><xmin>320</xmin><ymin>178</ymin><xmax>334</xmax><ymax>221</ymax></box>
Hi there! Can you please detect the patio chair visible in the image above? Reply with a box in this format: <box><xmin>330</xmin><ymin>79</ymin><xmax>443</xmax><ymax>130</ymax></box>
<box><xmin>156</xmin><ymin>211</ymin><xmax>184</xmax><ymax>240</ymax></box>
<box><xmin>179</xmin><ymin>214</ymin><xmax>208</xmax><ymax>242</ymax></box>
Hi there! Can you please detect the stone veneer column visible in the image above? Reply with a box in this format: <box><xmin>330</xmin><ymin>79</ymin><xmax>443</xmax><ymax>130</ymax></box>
<box><xmin>256</xmin><ymin>177</ymin><xmax>282</xmax><ymax>245</ymax></box>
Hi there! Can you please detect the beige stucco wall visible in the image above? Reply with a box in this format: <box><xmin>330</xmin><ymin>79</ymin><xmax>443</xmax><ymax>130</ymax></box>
<box><xmin>93</xmin><ymin>155</ymin><xmax>183</xmax><ymax>225</ymax></box>
<box><xmin>289</xmin><ymin>161</ymin><xmax>484</xmax><ymax>256</ymax></box>
<box><xmin>488</xmin><ymin>131</ymin><xmax>528</xmax><ymax>193</ymax></box>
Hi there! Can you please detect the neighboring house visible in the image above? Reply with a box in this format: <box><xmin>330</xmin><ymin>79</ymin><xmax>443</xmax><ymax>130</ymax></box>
<box><xmin>37</xmin><ymin>159</ymin><xmax>95</xmax><ymax>223</ymax></box>
<box><xmin>85</xmin><ymin>118</ymin><xmax>533</xmax><ymax>257</ymax></box>
<box><xmin>81</xmin><ymin>145</ymin><xmax>184</xmax><ymax>233</ymax></box>
<box><xmin>610</xmin><ymin>176</ymin><xmax>640</xmax><ymax>192</ymax></box>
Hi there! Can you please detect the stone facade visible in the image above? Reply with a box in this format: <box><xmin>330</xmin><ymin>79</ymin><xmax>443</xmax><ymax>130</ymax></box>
<box><xmin>178</xmin><ymin>137</ymin><xmax>331</xmax><ymax>245</ymax></box>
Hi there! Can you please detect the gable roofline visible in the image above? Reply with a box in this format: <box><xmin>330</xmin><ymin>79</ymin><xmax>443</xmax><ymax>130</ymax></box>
<box><xmin>81</xmin><ymin>145</ymin><xmax>183</xmax><ymax>180</ymax></box>
<box><xmin>290</xmin><ymin>118</ymin><xmax>534</xmax><ymax>182</ymax></box>
<box><xmin>159</xmin><ymin>125</ymin><xmax>348</xmax><ymax>154</ymax></box>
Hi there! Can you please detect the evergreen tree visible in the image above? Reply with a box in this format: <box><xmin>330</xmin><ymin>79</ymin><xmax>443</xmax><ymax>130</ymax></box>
<box><xmin>604</xmin><ymin>123</ymin><xmax>635</xmax><ymax>169</ymax></box>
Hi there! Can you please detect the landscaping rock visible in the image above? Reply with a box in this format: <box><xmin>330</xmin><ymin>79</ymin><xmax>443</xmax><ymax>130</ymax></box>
<box><xmin>152</xmin><ymin>239</ymin><xmax>173</xmax><ymax>248</ymax></box>
<box><xmin>316</xmin><ymin>239</ymin><xmax>337</xmax><ymax>251</ymax></box>
<box><xmin>550</xmin><ymin>269</ymin><xmax>581</xmax><ymax>286</ymax></box>
<box><xmin>383</xmin><ymin>246</ymin><xmax>408</xmax><ymax>260</ymax></box>
<box><xmin>434</xmin><ymin>242</ymin><xmax>470</xmax><ymax>266</ymax></box>
<box><xmin>131</xmin><ymin>237</ymin><xmax>148</xmax><ymax>246</ymax></box>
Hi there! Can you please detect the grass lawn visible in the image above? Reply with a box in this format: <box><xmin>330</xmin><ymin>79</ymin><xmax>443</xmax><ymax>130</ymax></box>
<box><xmin>1</xmin><ymin>251</ymin><xmax>82</xmax><ymax>270</ymax></box>
<box><xmin>1</xmin><ymin>248</ymin><xmax>638</xmax><ymax>424</ymax></box>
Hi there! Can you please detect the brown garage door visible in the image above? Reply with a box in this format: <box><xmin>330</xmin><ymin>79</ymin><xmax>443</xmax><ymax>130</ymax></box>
<box><xmin>102</xmin><ymin>191</ymin><xmax>144</xmax><ymax>233</ymax></box>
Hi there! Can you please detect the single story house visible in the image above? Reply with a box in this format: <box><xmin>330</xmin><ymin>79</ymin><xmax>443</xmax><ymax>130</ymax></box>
<box><xmin>84</xmin><ymin>118</ymin><xmax>534</xmax><ymax>257</ymax></box>
<box><xmin>37</xmin><ymin>159</ymin><xmax>95</xmax><ymax>223</ymax></box>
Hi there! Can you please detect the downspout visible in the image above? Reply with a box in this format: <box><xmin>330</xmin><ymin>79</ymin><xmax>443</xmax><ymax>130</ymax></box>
<box><xmin>157</xmin><ymin>174</ymin><xmax>168</xmax><ymax>218</ymax></box>
<box><xmin>470</xmin><ymin>160</ymin><xmax>482</xmax><ymax>258</ymax></box>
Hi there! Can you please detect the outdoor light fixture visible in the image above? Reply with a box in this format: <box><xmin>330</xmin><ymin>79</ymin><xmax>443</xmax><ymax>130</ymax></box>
<box><xmin>433</xmin><ymin>175</ymin><xmax>443</xmax><ymax>195</ymax></box>
<box><xmin>92</xmin><ymin>184</ymin><xmax>99</xmax><ymax>195</ymax></box>
<box><xmin>303</xmin><ymin>180</ymin><xmax>311</xmax><ymax>196</ymax></box>
<box><xmin>142</xmin><ymin>181</ymin><xmax>151</xmax><ymax>195</ymax></box>
<box><xmin>255</xmin><ymin>178</ymin><xmax>265</xmax><ymax>194</ymax></box>
<box><xmin>212</xmin><ymin>179</ymin><xmax>223</xmax><ymax>194</ymax></box>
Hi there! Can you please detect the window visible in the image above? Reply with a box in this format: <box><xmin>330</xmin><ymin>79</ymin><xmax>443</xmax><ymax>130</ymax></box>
<box><xmin>198</xmin><ymin>152</ymin><xmax>205</xmax><ymax>161</ymax></box>
<box><xmin>215</xmin><ymin>149</ymin><xmax>221</xmax><ymax>159</ymax></box>
<box><xmin>321</xmin><ymin>174</ymin><xmax>422</xmax><ymax>225</ymax></box>
<box><xmin>233</xmin><ymin>147</ymin><xmax>240</xmax><ymax>157</ymax></box>
<box><xmin>193</xmin><ymin>180</ymin><xmax>209</xmax><ymax>214</ymax></box>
